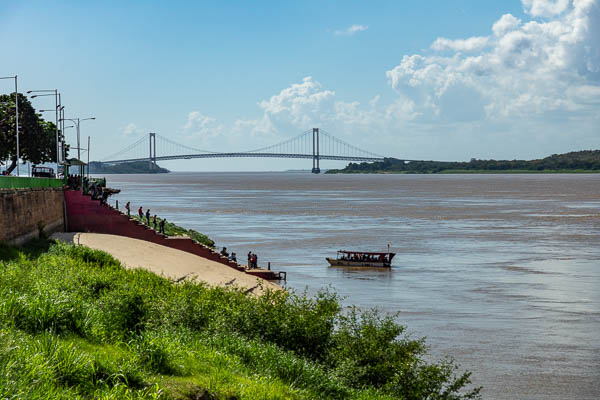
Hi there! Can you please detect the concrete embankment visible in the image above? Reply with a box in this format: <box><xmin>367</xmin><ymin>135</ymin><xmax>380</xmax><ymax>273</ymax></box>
<box><xmin>52</xmin><ymin>232</ymin><xmax>280</xmax><ymax>294</ymax></box>
<box><xmin>0</xmin><ymin>186</ymin><xmax>64</xmax><ymax>244</ymax></box>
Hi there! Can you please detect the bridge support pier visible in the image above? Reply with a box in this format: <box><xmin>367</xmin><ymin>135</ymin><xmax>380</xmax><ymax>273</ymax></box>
<box><xmin>312</xmin><ymin>128</ymin><xmax>320</xmax><ymax>174</ymax></box>
<box><xmin>148</xmin><ymin>132</ymin><xmax>156</xmax><ymax>170</ymax></box>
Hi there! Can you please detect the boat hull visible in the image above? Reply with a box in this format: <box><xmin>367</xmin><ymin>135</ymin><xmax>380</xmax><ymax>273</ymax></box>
<box><xmin>326</xmin><ymin>258</ymin><xmax>391</xmax><ymax>268</ymax></box>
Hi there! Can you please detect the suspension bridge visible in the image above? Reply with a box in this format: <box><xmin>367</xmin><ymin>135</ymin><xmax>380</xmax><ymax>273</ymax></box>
<box><xmin>97</xmin><ymin>128</ymin><xmax>389</xmax><ymax>173</ymax></box>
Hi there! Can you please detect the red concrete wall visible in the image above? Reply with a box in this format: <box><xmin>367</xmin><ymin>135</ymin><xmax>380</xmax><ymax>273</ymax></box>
<box><xmin>64</xmin><ymin>189</ymin><xmax>245</xmax><ymax>271</ymax></box>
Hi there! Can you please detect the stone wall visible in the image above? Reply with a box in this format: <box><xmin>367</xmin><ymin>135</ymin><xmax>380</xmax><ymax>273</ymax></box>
<box><xmin>0</xmin><ymin>188</ymin><xmax>64</xmax><ymax>245</ymax></box>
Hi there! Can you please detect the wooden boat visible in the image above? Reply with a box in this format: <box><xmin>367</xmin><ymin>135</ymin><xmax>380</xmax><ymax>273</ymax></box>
<box><xmin>326</xmin><ymin>250</ymin><xmax>395</xmax><ymax>268</ymax></box>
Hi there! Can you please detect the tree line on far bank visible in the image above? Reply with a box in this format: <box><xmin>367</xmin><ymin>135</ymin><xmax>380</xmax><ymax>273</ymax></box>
<box><xmin>327</xmin><ymin>150</ymin><xmax>600</xmax><ymax>174</ymax></box>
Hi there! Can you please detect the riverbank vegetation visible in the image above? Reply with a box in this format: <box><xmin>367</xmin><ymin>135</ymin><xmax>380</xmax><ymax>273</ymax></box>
<box><xmin>326</xmin><ymin>150</ymin><xmax>600</xmax><ymax>174</ymax></box>
<box><xmin>89</xmin><ymin>161</ymin><xmax>170</xmax><ymax>174</ymax></box>
<box><xmin>0</xmin><ymin>239</ymin><xmax>481</xmax><ymax>399</ymax></box>
<box><xmin>132</xmin><ymin>215</ymin><xmax>215</xmax><ymax>248</ymax></box>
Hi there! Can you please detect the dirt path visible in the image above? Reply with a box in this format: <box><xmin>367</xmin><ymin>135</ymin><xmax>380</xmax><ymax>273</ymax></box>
<box><xmin>52</xmin><ymin>232</ymin><xmax>280</xmax><ymax>294</ymax></box>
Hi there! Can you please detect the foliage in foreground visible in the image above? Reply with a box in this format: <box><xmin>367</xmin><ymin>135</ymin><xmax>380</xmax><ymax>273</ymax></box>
<box><xmin>132</xmin><ymin>215</ymin><xmax>215</xmax><ymax>248</ymax></box>
<box><xmin>0</xmin><ymin>240</ymin><xmax>481</xmax><ymax>399</ymax></box>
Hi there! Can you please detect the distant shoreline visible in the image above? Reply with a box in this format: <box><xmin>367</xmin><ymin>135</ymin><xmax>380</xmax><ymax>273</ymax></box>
<box><xmin>326</xmin><ymin>150</ymin><xmax>600</xmax><ymax>174</ymax></box>
<box><xmin>328</xmin><ymin>169</ymin><xmax>600</xmax><ymax>174</ymax></box>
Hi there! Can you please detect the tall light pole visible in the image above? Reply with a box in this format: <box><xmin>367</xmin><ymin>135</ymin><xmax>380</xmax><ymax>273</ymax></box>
<box><xmin>28</xmin><ymin>89</ymin><xmax>60</xmax><ymax>175</ymax></box>
<box><xmin>62</xmin><ymin>117</ymin><xmax>95</xmax><ymax>159</ymax></box>
<box><xmin>1</xmin><ymin>75</ymin><xmax>19</xmax><ymax>176</ymax></box>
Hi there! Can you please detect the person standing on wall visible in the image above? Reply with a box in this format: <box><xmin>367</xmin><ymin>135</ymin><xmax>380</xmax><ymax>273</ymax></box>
<box><xmin>138</xmin><ymin>206</ymin><xmax>143</xmax><ymax>221</ymax></box>
<box><xmin>146</xmin><ymin>209</ymin><xmax>151</xmax><ymax>225</ymax></box>
<box><xmin>126</xmin><ymin>201</ymin><xmax>131</xmax><ymax>217</ymax></box>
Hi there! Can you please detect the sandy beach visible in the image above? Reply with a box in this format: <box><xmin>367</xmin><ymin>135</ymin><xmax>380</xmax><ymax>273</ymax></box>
<box><xmin>52</xmin><ymin>232</ymin><xmax>281</xmax><ymax>294</ymax></box>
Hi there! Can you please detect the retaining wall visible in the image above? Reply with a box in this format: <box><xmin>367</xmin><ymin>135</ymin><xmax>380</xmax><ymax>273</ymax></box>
<box><xmin>64</xmin><ymin>189</ymin><xmax>247</xmax><ymax>271</ymax></box>
<box><xmin>0</xmin><ymin>187</ymin><xmax>64</xmax><ymax>244</ymax></box>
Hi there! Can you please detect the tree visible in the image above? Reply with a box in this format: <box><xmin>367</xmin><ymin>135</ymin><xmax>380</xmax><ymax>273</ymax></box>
<box><xmin>0</xmin><ymin>93</ymin><xmax>64</xmax><ymax>174</ymax></box>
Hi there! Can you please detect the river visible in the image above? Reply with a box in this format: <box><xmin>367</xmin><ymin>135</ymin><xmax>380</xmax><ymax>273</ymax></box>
<box><xmin>106</xmin><ymin>172</ymin><xmax>600</xmax><ymax>399</ymax></box>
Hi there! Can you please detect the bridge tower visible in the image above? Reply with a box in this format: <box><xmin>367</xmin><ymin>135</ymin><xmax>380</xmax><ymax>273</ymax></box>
<box><xmin>148</xmin><ymin>132</ymin><xmax>156</xmax><ymax>170</ymax></box>
<box><xmin>312</xmin><ymin>128</ymin><xmax>320</xmax><ymax>174</ymax></box>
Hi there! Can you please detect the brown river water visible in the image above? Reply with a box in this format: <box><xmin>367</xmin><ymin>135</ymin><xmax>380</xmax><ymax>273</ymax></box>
<box><xmin>105</xmin><ymin>172</ymin><xmax>600</xmax><ymax>399</ymax></box>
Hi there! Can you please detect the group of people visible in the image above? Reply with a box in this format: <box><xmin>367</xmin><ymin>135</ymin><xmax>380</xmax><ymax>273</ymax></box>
<box><xmin>341</xmin><ymin>253</ymin><xmax>385</xmax><ymax>262</ymax></box>
<box><xmin>220</xmin><ymin>247</ymin><xmax>237</xmax><ymax>262</ymax></box>
<box><xmin>67</xmin><ymin>174</ymin><xmax>83</xmax><ymax>190</ymax></box>
<box><xmin>89</xmin><ymin>179</ymin><xmax>111</xmax><ymax>205</ymax></box>
<box><xmin>126</xmin><ymin>202</ymin><xmax>166</xmax><ymax>234</ymax></box>
<box><xmin>247</xmin><ymin>251</ymin><xmax>258</xmax><ymax>268</ymax></box>
<box><xmin>221</xmin><ymin>247</ymin><xmax>259</xmax><ymax>268</ymax></box>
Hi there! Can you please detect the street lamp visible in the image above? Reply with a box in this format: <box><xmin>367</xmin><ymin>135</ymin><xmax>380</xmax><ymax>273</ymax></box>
<box><xmin>28</xmin><ymin>89</ymin><xmax>60</xmax><ymax>174</ymax></box>
<box><xmin>61</xmin><ymin>117</ymin><xmax>95</xmax><ymax>159</ymax></box>
<box><xmin>1</xmin><ymin>75</ymin><xmax>19</xmax><ymax>176</ymax></box>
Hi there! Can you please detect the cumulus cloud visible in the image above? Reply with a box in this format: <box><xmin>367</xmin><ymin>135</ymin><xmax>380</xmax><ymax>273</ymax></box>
<box><xmin>386</xmin><ymin>0</ymin><xmax>600</xmax><ymax>123</ymax></box>
<box><xmin>522</xmin><ymin>0</ymin><xmax>570</xmax><ymax>17</ymax></box>
<box><xmin>431</xmin><ymin>36</ymin><xmax>489</xmax><ymax>52</ymax></box>
<box><xmin>334</xmin><ymin>24</ymin><xmax>368</xmax><ymax>36</ymax></box>
<box><xmin>121</xmin><ymin>122</ymin><xmax>144</xmax><ymax>136</ymax></box>
<box><xmin>492</xmin><ymin>14</ymin><xmax>522</xmax><ymax>36</ymax></box>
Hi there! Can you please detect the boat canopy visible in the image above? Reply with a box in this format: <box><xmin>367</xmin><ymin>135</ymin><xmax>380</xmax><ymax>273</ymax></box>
<box><xmin>337</xmin><ymin>250</ymin><xmax>393</xmax><ymax>256</ymax></box>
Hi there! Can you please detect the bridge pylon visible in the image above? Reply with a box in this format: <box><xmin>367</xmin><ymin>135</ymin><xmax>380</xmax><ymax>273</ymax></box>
<box><xmin>149</xmin><ymin>132</ymin><xmax>156</xmax><ymax>170</ymax></box>
<box><xmin>312</xmin><ymin>128</ymin><xmax>320</xmax><ymax>174</ymax></box>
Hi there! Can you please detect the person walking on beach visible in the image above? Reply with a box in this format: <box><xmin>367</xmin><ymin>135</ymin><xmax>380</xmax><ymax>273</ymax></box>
<box><xmin>145</xmin><ymin>209</ymin><xmax>151</xmax><ymax>225</ymax></box>
<box><xmin>138</xmin><ymin>206</ymin><xmax>143</xmax><ymax>221</ymax></box>
<box><xmin>159</xmin><ymin>218</ymin><xmax>166</xmax><ymax>234</ymax></box>
<box><xmin>125</xmin><ymin>201</ymin><xmax>131</xmax><ymax>217</ymax></box>
<box><xmin>152</xmin><ymin>214</ymin><xmax>157</xmax><ymax>230</ymax></box>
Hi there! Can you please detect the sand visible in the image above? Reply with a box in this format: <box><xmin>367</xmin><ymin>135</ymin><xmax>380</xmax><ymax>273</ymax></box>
<box><xmin>51</xmin><ymin>232</ymin><xmax>280</xmax><ymax>294</ymax></box>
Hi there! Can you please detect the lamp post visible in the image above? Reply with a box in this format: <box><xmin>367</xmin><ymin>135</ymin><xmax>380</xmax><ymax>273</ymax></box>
<box><xmin>28</xmin><ymin>89</ymin><xmax>60</xmax><ymax>175</ymax></box>
<box><xmin>1</xmin><ymin>75</ymin><xmax>19</xmax><ymax>176</ymax></box>
<box><xmin>62</xmin><ymin>117</ymin><xmax>95</xmax><ymax>159</ymax></box>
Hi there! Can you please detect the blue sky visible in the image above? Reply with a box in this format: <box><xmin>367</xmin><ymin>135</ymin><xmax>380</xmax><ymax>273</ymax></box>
<box><xmin>1</xmin><ymin>1</ymin><xmax>598</xmax><ymax>171</ymax></box>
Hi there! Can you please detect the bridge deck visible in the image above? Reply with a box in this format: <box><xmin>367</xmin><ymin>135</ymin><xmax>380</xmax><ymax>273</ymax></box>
<box><xmin>100</xmin><ymin>153</ymin><xmax>386</xmax><ymax>164</ymax></box>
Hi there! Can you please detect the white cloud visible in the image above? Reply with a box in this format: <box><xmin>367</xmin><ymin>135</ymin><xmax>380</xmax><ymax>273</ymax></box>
<box><xmin>183</xmin><ymin>112</ymin><xmax>219</xmax><ymax>134</ymax></box>
<box><xmin>386</xmin><ymin>0</ymin><xmax>600</xmax><ymax>124</ymax></box>
<box><xmin>492</xmin><ymin>14</ymin><xmax>522</xmax><ymax>36</ymax></box>
<box><xmin>523</xmin><ymin>0</ymin><xmax>570</xmax><ymax>17</ymax></box>
<box><xmin>431</xmin><ymin>36</ymin><xmax>489</xmax><ymax>52</ymax></box>
<box><xmin>334</xmin><ymin>24</ymin><xmax>368</xmax><ymax>36</ymax></box>
<box><xmin>121</xmin><ymin>122</ymin><xmax>144</xmax><ymax>136</ymax></box>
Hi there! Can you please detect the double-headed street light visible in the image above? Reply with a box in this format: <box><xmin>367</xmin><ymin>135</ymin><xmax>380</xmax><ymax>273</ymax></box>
<box><xmin>28</xmin><ymin>89</ymin><xmax>60</xmax><ymax>174</ymax></box>
<box><xmin>1</xmin><ymin>75</ymin><xmax>19</xmax><ymax>176</ymax></box>
<box><xmin>62</xmin><ymin>117</ymin><xmax>95</xmax><ymax>159</ymax></box>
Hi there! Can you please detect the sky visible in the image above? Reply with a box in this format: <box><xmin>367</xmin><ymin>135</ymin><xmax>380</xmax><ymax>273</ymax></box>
<box><xmin>1</xmin><ymin>0</ymin><xmax>599</xmax><ymax>171</ymax></box>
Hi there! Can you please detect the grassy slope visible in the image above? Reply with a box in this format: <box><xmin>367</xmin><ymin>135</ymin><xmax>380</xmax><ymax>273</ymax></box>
<box><xmin>132</xmin><ymin>215</ymin><xmax>215</xmax><ymax>248</ymax></box>
<box><xmin>0</xmin><ymin>240</ymin><xmax>480</xmax><ymax>399</ymax></box>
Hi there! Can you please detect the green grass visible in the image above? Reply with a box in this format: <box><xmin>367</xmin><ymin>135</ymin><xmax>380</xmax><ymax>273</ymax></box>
<box><xmin>0</xmin><ymin>240</ymin><xmax>481</xmax><ymax>399</ymax></box>
<box><xmin>131</xmin><ymin>215</ymin><xmax>215</xmax><ymax>248</ymax></box>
